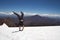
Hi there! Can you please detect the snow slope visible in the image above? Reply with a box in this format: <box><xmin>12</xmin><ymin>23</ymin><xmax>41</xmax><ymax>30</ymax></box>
<box><xmin>0</xmin><ymin>23</ymin><xmax>13</xmax><ymax>40</ymax></box>
<box><xmin>0</xmin><ymin>23</ymin><xmax>60</xmax><ymax>40</ymax></box>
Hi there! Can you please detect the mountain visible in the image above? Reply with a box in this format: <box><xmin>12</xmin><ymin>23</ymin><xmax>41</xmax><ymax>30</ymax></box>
<box><xmin>0</xmin><ymin>14</ymin><xmax>60</xmax><ymax>27</ymax></box>
<box><xmin>0</xmin><ymin>13</ymin><xmax>7</xmax><ymax>18</ymax></box>
<box><xmin>0</xmin><ymin>13</ymin><xmax>19</xmax><ymax>27</ymax></box>
<box><xmin>24</xmin><ymin>15</ymin><xmax>42</xmax><ymax>26</ymax></box>
<box><xmin>24</xmin><ymin>15</ymin><xmax>60</xmax><ymax>26</ymax></box>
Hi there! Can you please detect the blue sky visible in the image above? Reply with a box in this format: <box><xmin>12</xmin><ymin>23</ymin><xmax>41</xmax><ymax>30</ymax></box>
<box><xmin>0</xmin><ymin>0</ymin><xmax>60</xmax><ymax>15</ymax></box>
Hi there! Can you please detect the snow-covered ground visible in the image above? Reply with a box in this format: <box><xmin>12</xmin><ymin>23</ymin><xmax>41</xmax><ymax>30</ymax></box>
<box><xmin>0</xmin><ymin>23</ymin><xmax>60</xmax><ymax>40</ymax></box>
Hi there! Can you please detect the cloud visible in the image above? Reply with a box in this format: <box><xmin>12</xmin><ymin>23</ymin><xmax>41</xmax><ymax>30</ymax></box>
<box><xmin>0</xmin><ymin>12</ymin><xmax>13</xmax><ymax>15</ymax></box>
<box><xmin>0</xmin><ymin>12</ymin><xmax>60</xmax><ymax>17</ymax></box>
<box><xmin>24</xmin><ymin>12</ymin><xmax>37</xmax><ymax>16</ymax></box>
<box><xmin>39</xmin><ymin>14</ymin><xmax>60</xmax><ymax>17</ymax></box>
<box><xmin>24</xmin><ymin>12</ymin><xmax>60</xmax><ymax>17</ymax></box>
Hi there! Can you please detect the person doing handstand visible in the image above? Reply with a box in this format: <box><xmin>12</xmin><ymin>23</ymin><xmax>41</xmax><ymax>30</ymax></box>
<box><xmin>13</xmin><ymin>11</ymin><xmax>24</xmax><ymax>31</ymax></box>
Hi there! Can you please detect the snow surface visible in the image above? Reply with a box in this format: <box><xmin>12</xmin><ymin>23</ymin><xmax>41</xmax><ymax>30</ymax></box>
<box><xmin>0</xmin><ymin>23</ymin><xmax>60</xmax><ymax>40</ymax></box>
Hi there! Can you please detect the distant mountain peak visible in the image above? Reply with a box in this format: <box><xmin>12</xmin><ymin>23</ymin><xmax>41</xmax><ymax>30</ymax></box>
<box><xmin>32</xmin><ymin>15</ymin><xmax>41</xmax><ymax>18</ymax></box>
<box><xmin>34</xmin><ymin>15</ymin><xmax>40</xmax><ymax>16</ymax></box>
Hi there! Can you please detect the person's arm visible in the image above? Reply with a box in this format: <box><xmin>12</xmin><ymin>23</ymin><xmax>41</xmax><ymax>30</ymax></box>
<box><xmin>21</xmin><ymin>11</ymin><xmax>24</xmax><ymax>19</ymax></box>
<box><xmin>13</xmin><ymin>11</ymin><xmax>21</xmax><ymax>20</ymax></box>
